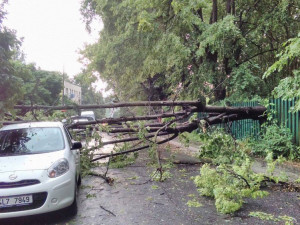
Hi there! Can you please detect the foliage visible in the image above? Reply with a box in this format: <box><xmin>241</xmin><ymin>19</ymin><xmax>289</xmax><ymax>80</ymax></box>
<box><xmin>264</xmin><ymin>33</ymin><xmax>300</xmax><ymax>111</ymax></box>
<box><xmin>249</xmin><ymin>211</ymin><xmax>295</xmax><ymax>225</ymax></box>
<box><xmin>75</xmin><ymin>128</ymin><xmax>103</xmax><ymax>177</ymax></box>
<box><xmin>194</xmin><ymin>160</ymin><xmax>268</xmax><ymax>214</ymax></box>
<box><xmin>109</xmin><ymin>144</ymin><xmax>138</xmax><ymax>168</ymax></box>
<box><xmin>264</xmin><ymin>152</ymin><xmax>289</xmax><ymax>182</ymax></box>
<box><xmin>197</xmin><ymin>129</ymin><xmax>249</xmax><ymax>164</ymax></box>
<box><xmin>19</xmin><ymin>65</ymin><xmax>63</xmax><ymax>106</ymax></box>
<box><xmin>264</xmin><ymin>33</ymin><xmax>300</xmax><ymax>79</ymax></box>
<box><xmin>109</xmin><ymin>153</ymin><xmax>137</xmax><ymax>169</ymax></box>
<box><xmin>273</xmin><ymin>70</ymin><xmax>300</xmax><ymax>112</ymax></box>
<box><xmin>250</xmin><ymin>122</ymin><xmax>299</xmax><ymax>159</ymax></box>
<box><xmin>179</xmin><ymin>130</ymin><xmax>202</xmax><ymax>147</ymax></box>
<box><xmin>0</xmin><ymin>1</ymin><xmax>23</xmax><ymax>115</ymax></box>
<box><xmin>186</xmin><ymin>200</ymin><xmax>202</xmax><ymax>208</ymax></box>
<box><xmin>80</xmin><ymin>146</ymin><xmax>98</xmax><ymax>177</ymax></box>
<box><xmin>151</xmin><ymin>167</ymin><xmax>172</xmax><ymax>182</ymax></box>
<box><xmin>151</xmin><ymin>185</ymin><xmax>159</xmax><ymax>190</ymax></box>
<box><xmin>21</xmin><ymin>110</ymin><xmax>65</xmax><ymax>122</ymax></box>
<box><xmin>80</xmin><ymin>0</ymin><xmax>300</xmax><ymax>102</ymax></box>
<box><xmin>1</xmin><ymin>2</ymin><xmax>64</xmax><ymax>114</ymax></box>
<box><xmin>226</xmin><ymin>63</ymin><xmax>266</xmax><ymax>102</ymax></box>
<box><xmin>182</xmin><ymin>126</ymin><xmax>298</xmax><ymax>214</ymax></box>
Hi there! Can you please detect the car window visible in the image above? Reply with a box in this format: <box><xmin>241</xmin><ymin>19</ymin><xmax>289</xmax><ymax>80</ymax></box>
<box><xmin>0</xmin><ymin>127</ymin><xmax>65</xmax><ymax>156</ymax></box>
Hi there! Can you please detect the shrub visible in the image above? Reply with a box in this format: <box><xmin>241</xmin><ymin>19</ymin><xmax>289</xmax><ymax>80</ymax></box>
<box><xmin>251</xmin><ymin>123</ymin><xmax>299</xmax><ymax>159</ymax></box>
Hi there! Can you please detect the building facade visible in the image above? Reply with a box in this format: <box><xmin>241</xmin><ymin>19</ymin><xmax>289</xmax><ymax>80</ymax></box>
<box><xmin>64</xmin><ymin>81</ymin><xmax>82</xmax><ymax>104</ymax></box>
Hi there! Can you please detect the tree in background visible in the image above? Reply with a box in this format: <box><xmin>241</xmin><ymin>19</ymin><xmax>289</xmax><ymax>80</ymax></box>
<box><xmin>264</xmin><ymin>32</ymin><xmax>300</xmax><ymax>111</ymax></box>
<box><xmin>0</xmin><ymin>0</ymin><xmax>23</xmax><ymax>115</ymax></box>
<box><xmin>0</xmin><ymin>1</ymin><xmax>64</xmax><ymax>117</ymax></box>
<box><xmin>80</xmin><ymin>0</ymin><xmax>299</xmax><ymax>103</ymax></box>
<box><xmin>15</xmin><ymin>64</ymin><xmax>63</xmax><ymax>106</ymax></box>
<box><xmin>74</xmin><ymin>70</ymin><xmax>106</xmax><ymax>118</ymax></box>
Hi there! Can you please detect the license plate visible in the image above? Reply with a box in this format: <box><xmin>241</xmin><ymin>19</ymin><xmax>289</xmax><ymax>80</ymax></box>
<box><xmin>0</xmin><ymin>195</ymin><xmax>33</xmax><ymax>208</ymax></box>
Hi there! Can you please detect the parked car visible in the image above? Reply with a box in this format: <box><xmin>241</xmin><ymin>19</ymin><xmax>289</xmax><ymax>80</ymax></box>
<box><xmin>70</xmin><ymin>116</ymin><xmax>95</xmax><ymax>138</ymax></box>
<box><xmin>80</xmin><ymin>111</ymin><xmax>95</xmax><ymax>121</ymax></box>
<box><xmin>0</xmin><ymin>122</ymin><xmax>82</xmax><ymax>219</ymax></box>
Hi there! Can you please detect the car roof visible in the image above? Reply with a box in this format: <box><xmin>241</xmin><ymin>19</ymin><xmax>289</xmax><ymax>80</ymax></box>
<box><xmin>81</xmin><ymin>111</ymin><xmax>94</xmax><ymax>114</ymax></box>
<box><xmin>0</xmin><ymin>121</ymin><xmax>64</xmax><ymax>131</ymax></box>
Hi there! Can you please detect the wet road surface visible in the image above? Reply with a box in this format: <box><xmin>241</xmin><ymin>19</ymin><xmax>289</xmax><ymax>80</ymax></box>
<box><xmin>1</xmin><ymin>134</ymin><xmax>300</xmax><ymax>225</ymax></box>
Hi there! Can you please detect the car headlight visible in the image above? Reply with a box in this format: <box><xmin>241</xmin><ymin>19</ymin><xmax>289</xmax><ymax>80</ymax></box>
<box><xmin>47</xmin><ymin>158</ymin><xmax>69</xmax><ymax>178</ymax></box>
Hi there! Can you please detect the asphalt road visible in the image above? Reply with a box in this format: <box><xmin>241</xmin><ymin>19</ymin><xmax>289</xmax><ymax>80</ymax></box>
<box><xmin>1</xmin><ymin>134</ymin><xmax>300</xmax><ymax>225</ymax></box>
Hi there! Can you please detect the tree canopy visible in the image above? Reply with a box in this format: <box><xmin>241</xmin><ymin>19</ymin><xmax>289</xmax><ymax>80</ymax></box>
<box><xmin>0</xmin><ymin>0</ymin><xmax>23</xmax><ymax>114</ymax></box>
<box><xmin>0</xmin><ymin>1</ymin><xmax>64</xmax><ymax>115</ymax></box>
<box><xmin>80</xmin><ymin>0</ymin><xmax>300</xmax><ymax>103</ymax></box>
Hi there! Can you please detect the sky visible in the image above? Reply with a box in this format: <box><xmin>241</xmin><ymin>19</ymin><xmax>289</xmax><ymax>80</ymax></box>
<box><xmin>4</xmin><ymin>0</ymin><xmax>108</xmax><ymax>94</ymax></box>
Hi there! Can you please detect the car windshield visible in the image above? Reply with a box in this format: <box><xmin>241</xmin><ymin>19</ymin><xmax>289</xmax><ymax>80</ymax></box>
<box><xmin>0</xmin><ymin>127</ymin><xmax>64</xmax><ymax>156</ymax></box>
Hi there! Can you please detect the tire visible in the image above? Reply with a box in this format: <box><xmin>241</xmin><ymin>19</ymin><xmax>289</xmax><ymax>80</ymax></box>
<box><xmin>77</xmin><ymin>174</ymin><xmax>82</xmax><ymax>186</ymax></box>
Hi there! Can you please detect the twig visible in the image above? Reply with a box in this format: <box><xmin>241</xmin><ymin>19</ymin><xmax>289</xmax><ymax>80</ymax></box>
<box><xmin>100</xmin><ymin>205</ymin><xmax>116</xmax><ymax>217</ymax></box>
<box><xmin>173</xmin><ymin>161</ymin><xmax>203</xmax><ymax>165</ymax></box>
<box><xmin>263</xmin><ymin>176</ymin><xmax>300</xmax><ymax>192</ymax></box>
<box><xmin>221</xmin><ymin>168</ymin><xmax>251</xmax><ymax>188</ymax></box>
<box><xmin>88</xmin><ymin>171</ymin><xmax>114</xmax><ymax>185</ymax></box>
<box><xmin>104</xmin><ymin>155</ymin><xmax>111</xmax><ymax>177</ymax></box>
<box><xmin>152</xmin><ymin>113</ymin><xmax>191</xmax><ymax>181</ymax></box>
<box><xmin>130</xmin><ymin>179</ymin><xmax>152</xmax><ymax>185</ymax></box>
<box><xmin>91</xmin><ymin>133</ymin><xmax>179</xmax><ymax>162</ymax></box>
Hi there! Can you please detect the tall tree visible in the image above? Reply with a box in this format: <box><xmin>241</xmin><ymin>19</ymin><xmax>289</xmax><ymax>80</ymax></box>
<box><xmin>0</xmin><ymin>0</ymin><xmax>23</xmax><ymax>115</ymax></box>
<box><xmin>8</xmin><ymin>62</ymin><xmax>63</xmax><ymax>107</ymax></box>
<box><xmin>264</xmin><ymin>32</ymin><xmax>300</xmax><ymax>111</ymax></box>
<box><xmin>80</xmin><ymin>0</ymin><xmax>300</xmax><ymax>103</ymax></box>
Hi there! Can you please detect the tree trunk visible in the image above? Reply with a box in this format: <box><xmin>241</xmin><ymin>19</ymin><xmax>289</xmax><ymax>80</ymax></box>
<box><xmin>226</xmin><ymin>0</ymin><xmax>231</xmax><ymax>14</ymax></box>
<box><xmin>210</xmin><ymin>0</ymin><xmax>218</xmax><ymax>24</ymax></box>
<box><xmin>197</xmin><ymin>8</ymin><xmax>204</xmax><ymax>22</ymax></box>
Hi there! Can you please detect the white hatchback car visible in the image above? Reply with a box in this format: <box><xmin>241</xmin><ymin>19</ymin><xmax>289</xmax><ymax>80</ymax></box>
<box><xmin>0</xmin><ymin>122</ymin><xmax>82</xmax><ymax>219</ymax></box>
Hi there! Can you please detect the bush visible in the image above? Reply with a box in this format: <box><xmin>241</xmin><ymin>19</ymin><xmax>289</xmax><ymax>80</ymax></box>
<box><xmin>251</xmin><ymin>123</ymin><xmax>299</xmax><ymax>159</ymax></box>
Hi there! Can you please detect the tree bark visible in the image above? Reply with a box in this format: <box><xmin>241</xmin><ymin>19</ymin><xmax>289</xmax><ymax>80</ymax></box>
<box><xmin>14</xmin><ymin>100</ymin><xmax>205</xmax><ymax>111</ymax></box>
<box><xmin>210</xmin><ymin>0</ymin><xmax>218</xmax><ymax>24</ymax></box>
<box><xmin>226</xmin><ymin>0</ymin><xmax>231</xmax><ymax>14</ymax></box>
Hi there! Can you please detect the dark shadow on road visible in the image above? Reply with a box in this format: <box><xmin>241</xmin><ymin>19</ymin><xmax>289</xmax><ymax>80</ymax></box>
<box><xmin>0</xmin><ymin>209</ymin><xmax>75</xmax><ymax>225</ymax></box>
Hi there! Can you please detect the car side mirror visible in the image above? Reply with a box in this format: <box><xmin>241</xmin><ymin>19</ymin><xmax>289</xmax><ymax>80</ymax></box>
<box><xmin>71</xmin><ymin>141</ymin><xmax>82</xmax><ymax>150</ymax></box>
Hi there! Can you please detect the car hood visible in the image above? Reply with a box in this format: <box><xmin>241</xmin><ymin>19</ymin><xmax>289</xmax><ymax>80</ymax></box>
<box><xmin>0</xmin><ymin>150</ymin><xmax>65</xmax><ymax>172</ymax></box>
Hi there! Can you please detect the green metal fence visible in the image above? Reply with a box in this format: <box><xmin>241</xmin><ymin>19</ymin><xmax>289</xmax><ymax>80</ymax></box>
<box><xmin>198</xmin><ymin>98</ymin><xmax>300</xmax><ymax>146</ymax></box>
<box><xmin>268</xmin><ymin>98</ymin><xmax>300</xmax><ymax>146</ymax></box>
<box><xmin>230</xmin><ymin>101</ymin><xmax>261</xmax><ymax>140</ymax></box>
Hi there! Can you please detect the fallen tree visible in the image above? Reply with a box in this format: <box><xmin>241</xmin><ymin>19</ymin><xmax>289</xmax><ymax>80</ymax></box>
<box><xmin>5</xmin><ymin>101</ymin><xmax>300</xmax><ymax>208</ymax></box>
<box><xmin>4</xmin><ymin>100</ymin><xmax>267</xmax><ymax>162</ymax></box>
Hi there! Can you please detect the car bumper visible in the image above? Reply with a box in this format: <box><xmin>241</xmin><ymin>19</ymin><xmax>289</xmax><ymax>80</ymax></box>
<box><xmin>0</xmin><ymin>170</ymin><xmax>76</xmax><ymax>219</ymax></box>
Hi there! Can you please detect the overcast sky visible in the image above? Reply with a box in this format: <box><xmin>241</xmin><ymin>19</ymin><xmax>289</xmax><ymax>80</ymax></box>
<box><xmin>4</xmin><ymin>0</ymin><xmax>102</xmax><ymax>79</ymax></box>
